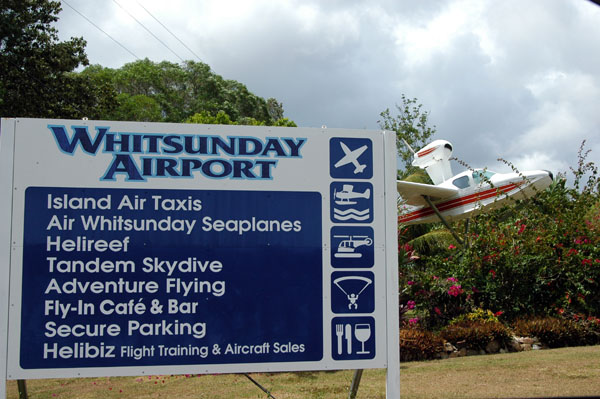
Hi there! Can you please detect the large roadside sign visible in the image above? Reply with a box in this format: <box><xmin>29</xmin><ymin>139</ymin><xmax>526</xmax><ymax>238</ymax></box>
<box><xmin>0</xmin><ymin>118</ymin><xmax>398</xmax><ymax>394</ymax></box>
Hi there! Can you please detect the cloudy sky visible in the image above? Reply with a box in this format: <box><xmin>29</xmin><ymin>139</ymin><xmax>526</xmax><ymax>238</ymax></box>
<box><xmin>56</xmin><ymin>0</ymin><xmax>600</xmax><ymax>177</ymax></box>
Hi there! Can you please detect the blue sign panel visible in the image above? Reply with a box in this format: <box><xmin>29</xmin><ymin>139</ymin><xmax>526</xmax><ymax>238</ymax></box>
<box><xmin>20</xmin><ymin>187</ymin><xmax>322</xmax><ymax>368</ymax></box>
<box><xmin>329</xmin><ymin>138</ymin><xmax>373</xmax><ymax>179</ymax></box>
<box><xmin>329</xmin><ymin>182</ymin><xmax>373</xmax><ymax>224</ymax></box>
<box><xmin>330</xmin><ymin>226</ymin><xmax>374</xmax><ymax>268</ymax></box>
<box><xmin>331</xmin><ymin>316</ymin><xmax>375</xmax><ymax>360</ymax></box>
<box><xmin>331</xmin><ymin>271</ymin><xmax>374</xmax><ymax>314</ymax></box>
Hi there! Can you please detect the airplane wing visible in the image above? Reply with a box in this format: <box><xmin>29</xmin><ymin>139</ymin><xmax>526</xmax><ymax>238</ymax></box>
<box><xmin>396</xmin><ymin>180</ymin><xmax>459</xmax><ymax>206</ymax></box>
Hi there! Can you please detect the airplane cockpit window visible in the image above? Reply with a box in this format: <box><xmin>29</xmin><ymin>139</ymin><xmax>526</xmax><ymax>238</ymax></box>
<box><xmin>452</xmin><ymin>175</ymin><xmax>470</xmax><ymax>189</ymax></box>
<box><xmin>473</xmin><ymin>170</ymin><xmax>497</xmax><ymax>185</ymax></box>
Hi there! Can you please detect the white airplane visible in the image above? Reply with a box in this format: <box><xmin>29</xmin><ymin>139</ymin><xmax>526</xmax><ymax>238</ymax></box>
<box><xmin>334</xmin><ymin>142</ymin><xmax>368</xmax><ymax>174</ymax></box>
<box><xmin>397</xmin><ymin>140</ymin><xmax>553</xmax><ymax>226</ymax></box>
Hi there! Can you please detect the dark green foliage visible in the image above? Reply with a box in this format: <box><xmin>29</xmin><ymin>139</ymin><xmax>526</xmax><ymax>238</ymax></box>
<box><xmin>379</xmin><ymin>94</ymin><xmax>436</xmax><ymax>170</ymax></box>
<box><xmin>0</xmin><ymin>0</ymin><xmax>114</xmax><ymax>118</ymax></box>
<box><xmin>440</xmin><ymin>320</ymin><xmax>512</xmax><ymax>350</ymax></box>
<box><xmin>400</xmin><ymin>326</ymin><xmax>444</xmax><ymax>361</ymax></box>
<box><xmin>81</xmin><ymin>59</ymin><xmax>288</xmax><ymax>125</ymax></box>
<box><xmin>0</xmin><ymin>1</ymin><xmax>288</xmax><ymax>123</ymax></box>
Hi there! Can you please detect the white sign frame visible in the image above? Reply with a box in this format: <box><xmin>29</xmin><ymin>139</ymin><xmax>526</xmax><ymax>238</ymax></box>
<box><xmin>0</xmin><ymin>118</ymin><xmax>399</xmax><ymax>397</ymax></box>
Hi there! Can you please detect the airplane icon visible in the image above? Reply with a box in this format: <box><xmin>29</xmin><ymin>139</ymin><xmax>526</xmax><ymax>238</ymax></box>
<box><xmin>334</xmin><ymin>142</ymin><xmax>368</xmax><ymax>174</ymax></box>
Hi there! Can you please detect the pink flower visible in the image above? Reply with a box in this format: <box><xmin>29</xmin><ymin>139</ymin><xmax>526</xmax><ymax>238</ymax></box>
<box><xmin>494</xmin><ymin>311</ymin><xmax>504</xmax><ymax>317</ymax></box>
<box><xmin>489</xmin><ymin>269</ymin><xmax>496</xmax><ymax>278</ymax></box>
<box><xmin>406</xmin><ymin>300</ymin><xmax>416</xmax><ymax>310</ymax></box>
<box><xmin>432</xmin><ymin>275</ymin><xmax>439</xmax><ymax>280</ymax></box>
<box><xmin>448</xmin><ymin>244</ymin><xmax>456</xmax><ymax>250</ymax></box>
<box><xmin>582</xmin><ymin>259</ymin><xmax>593</xmax><ymax>266</ymax></box>
<box><xmin>448</xmin><ymin>285</ymin><xmax>464</xmax><ymax>297</ymax></box>
<box><xmin>518</xmin><ymin>224</ymin><xmax>526</xmax><ymax>234</ymax></box>
<box><xmin>567</xmin><ymin>248</ymin><xmax>579</xmax><ymax>256</ymax></box>
<box><xmin>408</xmin><ymin>318</ymin><xmax>419</xmax><ymax>325</ymax></box>
<box><xmin>447</xmin><ymin>277</ymin><xmax>458</xmax><ymax>282</ymax></box>
<box><xmin>407</xmin><ymin>280</ymin><xmax>415</xmax><ymax>285</ymax></box>
<box><xmin>434</xmin><ymin>307</ymin><xmax>442</xmax><ymax>315</ymax></box>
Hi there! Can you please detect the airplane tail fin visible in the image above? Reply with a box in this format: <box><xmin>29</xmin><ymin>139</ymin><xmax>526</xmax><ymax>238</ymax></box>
<box><xmin>354</xmin><ymin>164</ymin><xmax>367</xmax><ymax>174</ymax></box>
<box><xmin>412</xmin><ymin>140</ymin><xmax>454</xmax><ymax>185</ymax></box>
<box><xmin>360</xmin><ymin>188</ymin><xmax>371</xmax><ymax>199</ymax></box>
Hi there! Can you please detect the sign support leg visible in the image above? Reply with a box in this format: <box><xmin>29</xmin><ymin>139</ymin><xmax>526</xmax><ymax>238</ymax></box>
<box><xmin>243</xmin><ymin>374</ymin><xmax>277</xmax><ymax>399</ymax></box>
<box><xmin>347</xmin><ymin>369</ymin><xmax>363</xmax><ymax>399</ymax></box>
<box><xmin>17</xmin><ymin>380</ymin><xmax>28</xmax><ymax>399</ymax></box>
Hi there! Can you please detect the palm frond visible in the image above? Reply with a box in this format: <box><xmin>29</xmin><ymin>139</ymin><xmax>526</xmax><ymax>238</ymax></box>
<box><xmin>408</xmin><ymin>229</ymin><xmax>456</xmax><ymax>253</ymax></box>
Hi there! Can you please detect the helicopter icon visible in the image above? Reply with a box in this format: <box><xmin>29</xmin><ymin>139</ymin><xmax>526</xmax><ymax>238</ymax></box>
<box><xmin>334</xmin><ymin>235</ymin><xmax>373</xmax><ymax>258</ymax></box>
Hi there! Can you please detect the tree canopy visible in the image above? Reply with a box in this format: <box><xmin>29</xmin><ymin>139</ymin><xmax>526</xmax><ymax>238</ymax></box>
<box><xmin>0</xmin><ymin>0</ymin><xmax>113</xmax><ymax>118</ymax></box>
<box><xmin>1</xmin><ymin>0</ymin><xmax>290</xmax><ymax>125</ymax></box>
<box><xmin>80</xmin><ymin>59</ymin><xmax>291</xmax><ymax>126</ymax></box>
<box><xmin>378</xmin><ymin>94</ymin><xmax>436</xmax><ymax>171</ymax></box>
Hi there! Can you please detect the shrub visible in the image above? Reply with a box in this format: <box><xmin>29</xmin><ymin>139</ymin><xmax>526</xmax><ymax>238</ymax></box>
<box><xmin>399</xmin><ymin>141</ymin><xmax>600</xmax><ymax>323</ymax></box>
<box><xmin>399</xmin><ymin>267</ymin><xmax>471</xmax><ymax>329</ymax></box>
<box><xmin>450</xmin><ymin>308</ymin><xmax>501</xmax><ymax>324</ymax></box>
<box><xmin>440</xmin><ymin>320</ymin><xmax>512</xmax><ymax>350</ymax></box>
<box><xmin>400</xmin><ymin>326</ymin><xmax>444</xmax><ymax>361</ymax></box>
<box><xmin>512</xmin><ymin>317</ymin><xmax>587</xmax><ymax>348</ymax></box>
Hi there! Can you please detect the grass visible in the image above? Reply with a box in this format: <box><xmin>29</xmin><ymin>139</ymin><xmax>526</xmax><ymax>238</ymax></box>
<box><xmin>401</xmin><ymin>345</ymin><xmax>600</xmax><ymax>399</ymax></box>
<box><xmin>6</xmin><ymin>370</ymin><xmax>387</xmax><ymax>399</ymax></box>
<box><xmin>7</xmin><ymin>346</ymin><xmax>600</xmax><ymax>398</ymax></box>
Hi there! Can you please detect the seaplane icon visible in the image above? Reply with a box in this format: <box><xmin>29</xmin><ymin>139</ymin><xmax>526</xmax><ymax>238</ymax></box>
<box><xmin>334</xmin><ymin>184</ymin><xmax>371</xmax><ymax>205</ymax></box>
<box><xmin>334</xmin><ymin>142</ymin><xmax>368</xmax><ymax>174</ymax></box>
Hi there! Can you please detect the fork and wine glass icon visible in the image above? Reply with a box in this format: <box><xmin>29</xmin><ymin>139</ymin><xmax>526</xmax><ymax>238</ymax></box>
<box><xmin>335</xmin><ymin>323</ymin><xmax>371</xmax><ymax>355</ymax></box>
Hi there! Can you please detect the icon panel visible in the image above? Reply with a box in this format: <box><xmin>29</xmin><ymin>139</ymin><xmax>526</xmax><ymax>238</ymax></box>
<box><xmin>331</xmin><ymin>271</ymin><xmax>374</xmax><ymax>314</ymax></box>
<box><xmin>331</xmin><ymin>316</ymin><xmax>375</xmax><ymax>360</ymax></box>
<box><xmin>329</xmin><ymin>138</ymin><xmax>373</xmax><ymax>179</ymax></box>
<box><xmin>330</xmin><ymin>182</ymin><xmax>373</xmax><ymax>224</ymax></box>
<box><xmin>330</xmin><ymin>226</ymin><xmax>374</xmax><ymax>268</ymax></box>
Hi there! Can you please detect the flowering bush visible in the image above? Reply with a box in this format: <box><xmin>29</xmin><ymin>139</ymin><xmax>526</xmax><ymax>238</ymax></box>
<box><xmin>399</xmin><ymin>260</ymin><xmax>471</xmax><ymax>329</ymax></box>
<box><xmin>399</xmin><ymin>141</ymin><xmax>600</xmax><ymax>327</ymax></box>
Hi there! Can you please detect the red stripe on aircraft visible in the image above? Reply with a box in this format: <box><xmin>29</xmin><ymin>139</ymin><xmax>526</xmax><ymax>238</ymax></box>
<box><xmin>417</xmin><ymin>147</ymin><xmax>437</xmax><ymax>157</ymax></box>
<box><xmin>398</xmin><ymin>182</ymin><xmax>523</xmax><ymax>223</ymax></box>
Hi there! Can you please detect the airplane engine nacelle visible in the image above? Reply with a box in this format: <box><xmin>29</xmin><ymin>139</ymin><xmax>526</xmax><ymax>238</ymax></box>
<box><xmin>412</xmin><ymin>140</ymin><xmax>454</xmax><ymax>185</ymax></box>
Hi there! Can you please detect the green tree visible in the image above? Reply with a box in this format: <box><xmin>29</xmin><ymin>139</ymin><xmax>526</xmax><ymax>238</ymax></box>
<box><xmin>378</xmin><ymin>94</ymin><xmax>436</xmax><ymax>171</ymax></box>
<box><xmin>0</xmin><ymin>0</ymin><xmax>113</xmax><ymax>118</ymax></box>
<box><xmin>186</xmin><ymin>110</ymin><xmax>235</xmax><ymax>125</ymax></box>
<box><xmin>267</xmin><ymin>98</ymin><xmax>284</xmax><ymax>121</ymax></box>
<box><xmin>110</xmin><ymin>93</ymin><xmax>162</xmax><ymax>122</ymax></box>
<box><xmin>81</xmin><ymin>59</ymin><xmax>285</xmax><ymax>125</ymax></box>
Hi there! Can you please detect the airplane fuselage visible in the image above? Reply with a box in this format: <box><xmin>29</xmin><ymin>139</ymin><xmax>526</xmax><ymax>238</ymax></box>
<box><xmin>398</xmin><ymin>169</ymin><xmax>552</xmax><ymax>225</ymax></box>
